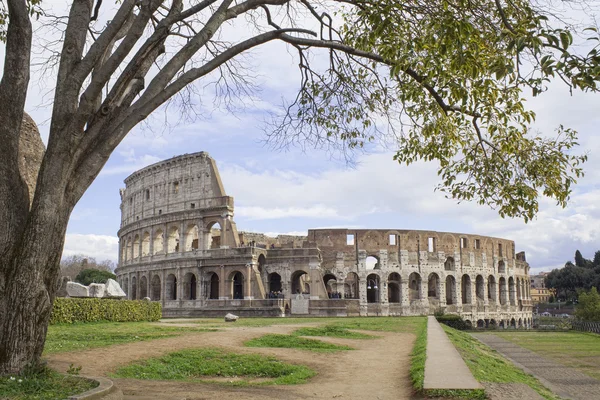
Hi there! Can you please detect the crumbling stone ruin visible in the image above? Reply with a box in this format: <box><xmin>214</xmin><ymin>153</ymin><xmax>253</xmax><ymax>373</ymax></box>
<box><xmin>115</xmin><ymin>152</ymin><xmax>533</xmax><ymax>327</ymax></box>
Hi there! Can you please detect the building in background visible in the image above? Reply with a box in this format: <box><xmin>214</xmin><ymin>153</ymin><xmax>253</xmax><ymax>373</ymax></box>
<box><xmin>530</xmin><ymin>272</ymin><xmax>554</xmax><ymax>304</ymax></box>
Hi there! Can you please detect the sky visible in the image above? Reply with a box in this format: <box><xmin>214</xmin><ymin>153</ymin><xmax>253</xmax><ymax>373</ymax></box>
<box><xmin>3</xmin><ymin>1</ymin><xmax>600</xmax><ymax>274</ymax></box>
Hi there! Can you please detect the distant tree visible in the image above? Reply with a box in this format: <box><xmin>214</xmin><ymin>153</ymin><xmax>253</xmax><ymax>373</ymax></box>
<box><xmin>593</xmin><ymin>251</ymin><xmax>600</xmax><ymax>267</ymax></box>
<box><xmin>59</xmin><ymin>254</ymin><xmax>114</xmax><ymax>280</ymax></box>
<box><xmin>545</xmin><ymin>262</ymin><xmax>594</xmax><ymax>301</ymax></box>
<box><xmin>575</xmin><ymin>287</ymin><xmax>600</xmax><ymax>322</ymax></box>
<box><xmin>575</xmin><ymin>250</ymin><xmax>586</xmax><ymax>268</ymax></box>
<box><xmin>75</xmin><ymin>269</ymin><xmax>116</xmax><ymax>286</ymax></box>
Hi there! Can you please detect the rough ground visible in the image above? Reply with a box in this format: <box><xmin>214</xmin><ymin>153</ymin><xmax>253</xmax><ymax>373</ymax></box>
<box><xmin>47</xmin><ymin>323</ymin><xmax>415</xmax><ymax>400</ymax></box>
<box><xmin>473</xmin><ymin>333</ymin><xmax>600</xmax><ymax>400</ymax></box>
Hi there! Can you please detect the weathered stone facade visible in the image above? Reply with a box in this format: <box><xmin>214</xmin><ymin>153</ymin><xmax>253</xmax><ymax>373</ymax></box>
<box><xmin>115</xmin><ymin>152</ymin><xmax>533</xmax><ymax>327</ymax></box>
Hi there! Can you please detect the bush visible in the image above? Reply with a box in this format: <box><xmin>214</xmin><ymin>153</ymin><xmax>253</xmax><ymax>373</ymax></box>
<box><xmin>436</xmin><ymin>314</ymin><xmax>470</xmax><ymax>330</ymax></box>
<box><xmin>51</xmin><ymin>298</ymin><xmax>161</xmax><ymax>324</ymax></box>
<box><xmin>75</xmin><ymin>268</ymin><xmax>116</xmax><ymax>285</ymax></box>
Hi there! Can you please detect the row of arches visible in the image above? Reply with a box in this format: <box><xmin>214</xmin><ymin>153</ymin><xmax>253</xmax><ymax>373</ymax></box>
<box><xmin>468</xmin><ymin>317</ymin><xmax>532</xmax><ymax>329</ymax></box>
<box><xmin>121</xmin><ymin>221</ymin><xmax>222</xmax><ymax>262</ymax></box>
<box><xmin>364</xmin><ymin>255</ymin><xmax>507</xmax><ymax>273</ymax></box>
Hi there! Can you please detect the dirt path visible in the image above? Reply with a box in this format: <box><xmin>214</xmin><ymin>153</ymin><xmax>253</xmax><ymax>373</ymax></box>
<box><xmin>47</xmin><ymin>324</ymin><xmax>416</xmax><ymax>400</ymax></box>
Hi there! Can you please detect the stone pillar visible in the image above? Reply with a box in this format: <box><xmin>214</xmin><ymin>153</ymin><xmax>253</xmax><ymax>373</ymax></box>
<box><xmin>219</xmin><ymin>265</ymin><xmax>227</xmax><ymax>299</ymax></box>
<box><xmin>149</xmin><ymin>229</ymin><xmax>154</xmax><ymax>257</ymax></box>
<box><xmin>483</xmin><ymin>277</ymin><xmax>489</xmax><ymax>306</ymax></box>
<box><xmin>456</xmin><ymin>278</ymin><xmax>463</xmax><ymax>308</ymax></box>
<box><xmin>176</xmin><ymin>267</ymin><xmax>182</xmax><ymax>301</ymax></box>
<box><xmin>221</xmin><ymin>217</ymin><xmax>227</xmax><ymax>247</ymax></box>
<box><xmin>245</xmin><ymin>264</ymin><xmax>253</xmax><ymax>299</ymax></box>
<box><xmin>400</xmin><ymin>278</ymin><xmax>409</xmax><ymax>306</ymax></box>
<box><xmin>161</xmin><ymin>270</ymin><xmax>166</xmax><ymax>307</ymax></box>
<box><xmin>359</xmin><ymin>278</ymin><xmax>368</xmax><ymax>316</ymax></box>
<box><xmin>380</xmin><ymin>277</ymin><xmax>388</xmax><ymax>304</ymax></box>
<box><xmin>179</xmin><ymin>222</ymin><xmax>185</xmax><ymax>253</ymax></box>
<box><xmin>136</xmin><ymin>271</ymin><xmax>141</xmax><ymax>300</ymax></box>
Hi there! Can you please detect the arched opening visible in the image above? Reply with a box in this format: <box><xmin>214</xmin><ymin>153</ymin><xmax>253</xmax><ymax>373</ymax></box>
<box><xmin>140</xmin><ymin>275</ymin><xmax>148</xmax><ymax>299</ymax></box>
<box><xmin>345</xmin><ymin>272</ymin><xmax>359</xmax><ymax>299</ymax></box>
<box><xmin>292</xmin><ymin>270</ymin><xmax>310</xmax><ymax>294</ymax></box>
<box><xmin>508</xmin><ymin>277</ymin><xmax>516</xmax><ymax>305</ymax></box>
<box><xmin>366</xmin><ymin>255</ymin><xmax>380</xmax><ymax>270</ymax></box>
<box><xmin>476</xmin><ymin>275</ymin><xmax>485</xmax><ymax>302</ymax></box>
<box><xmin>323</xmin><ymin>273</ymin><xmax>337</xmax><ymax>297</ymax></box>
<box><xmin>207</xmin><ymin>221</ymin><xmax>222</xmax><ymax>249</ymax></box>
<box><xmin>231</xmin><ymin>271</ymin><xmax>244</xmax><ymax>299</ymax></box>
<box><xmin>510</xmin><ymin>318</ymin><xmax>516</xmax><ymax>328</ymax></box>
<box><xmin>487</xmin><ymin>275</ymin><xmax>497</xmax><ymax>303</ymax></box>
<box><xmin>409</xmin><ymin>272</ymin><xmax>422</xmax><ymax>301</ymax></box>
<box><xmin>209</xmin><ymin>272</ymin><xmax>219</xmax><ymax>299</ymax></box>
<box><xmin>124</xmin><ymin>277</ymin><xmax>129</xmax><ymax>295</ymax></box>
<box><xmin>151</xmin><ymin>275</ymin><xmax>161</xmax><ymax>300</ymax></box>
<box><xmin>477</xmin><ymin>319</ymin><xmax>485</xmax><ymax>328</ymax></box>
<box><xmin>183</xmin><ymin>272</ymin><xmax>197</xmax><ymax>300</ymax></box>
<box><xmin>444</xmin><ymin>257</ymin><xmax>455</xmax><ymax>271</ymax></box>
<box><xmin>166</xmin><ymin>274</ymin><xmax>177</xmax><ymax>300</ymax></box>
<box><xmin>388</xmin><ymin>273</ymin><xmax>401</xmax><ymax>303</ymax></box>
<box><xmin>185</xmin><ymin>224</ymin><xmax>199</xmax><ymax>251</ymax></box>
<box><xmin>461</xmin><ymin>275</ymin><xmax>472</xmax><ymax>304</ymax></box>
<box><xmin>366</xmin><ymin>273</ymin><xmax>380</xmax><ymax>303</ymax></box>
<box><xmin>490</xmin><ymin>319</ymin><xmax>497</xmax><ymax>328</ymax></box>
<box><xmin>257</xmin><ymin>254</ymin><xmax>266</xmax><ymax>276</ymax></box>
<box><xmin>132</xmin><ymin>234</ymin><xmax>140</xmax><ymax>259</ymax></box>
<box><xmin>269</xmin><ymin>272</ymin><xmax>282</xmax><ymax>293</ymax></box>
<box><xmin>141</xmin><ymin>232</ymin><xmax>150</xmax><ymax>256</ymax></box>
<box><xmin>445</xmin><ymin>275</ymin><xmax>456</xmax><ymax>305</ymax></box>
<box><xmin>518</xmin><ymin>318</ymin><xmax>523</xmax><ymax>328</ymax></box>
<box><xmin>131</xmin><ymin>276</ymin><xmax>137</xmax><ymax>300</ymax></box>
<box><xmin>499</xmin><ymin>277</ymin><xmax>507</xmax><ymax>305</ymax></box>
<box><xmin>126</xmin><ymin>238</ymin><xmax>132</xmax><ymax>261</ymax></box>
<box><xmin>122</xmin><ymin>240</ymin><xmax>128</xmax><ymax>262</ymax></box>
<box><xmin>428</xmin><ymin>273</ymin><xmax>440</xmax><ymax>299</ymax></box>
<box><xmin>153</xmin><ymin>229</ymin><xmax>164</xmax><ymax>255</ymax></box>
<box><xmin>516</xmin><ymin>278</ymin><xmax>522</xmax><ymax>300</ymax></box>
<box><xmin>167</xmin><ymin>227</ymin><xmax>179</xmax><ymax>253</ymax></box>
<box><xmin>498</xmin><ymin>260</ymin><xmax>506</xmax><ymax>274</ymax></box>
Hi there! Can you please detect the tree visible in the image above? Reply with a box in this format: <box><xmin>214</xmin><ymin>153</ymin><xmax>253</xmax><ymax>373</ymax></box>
<box><xmin>575</xmin><ymin>287</ymin><xmax>600</xmax><ymax>321</ymax></box>
<box><xmin>1</xmin><ymin>0</ymin><xmax>599</xmax><ymax>374</ymax></box>
<box><xmin>74</xmin><ymin>269</ymin><xmax>116</xmax><ymax>286</ymax></box>
<box><xmin>575</xmin><ymin>250</ymin><xmax>586</xmax><ymax>268</ymax></box>
<box><xmin>59</xmin><ymin>254</ymin><xmax>114</xmax><ymax>280</ymax></box>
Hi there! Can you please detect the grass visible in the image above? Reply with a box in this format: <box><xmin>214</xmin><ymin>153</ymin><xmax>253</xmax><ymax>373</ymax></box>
<box><xmin>245</xmin><ymin>334</ymin><xmax>353</xmax><ymax>352</ymax></box>
<box><xmin>112</xmin><ymin>347</ymin><xmax>316</xmax><ymax>385</ymax></box>
<box><xmin>443</xmin><ymin>326</ymin><xmax>560</xmax><ymax>400</ymax></box>
<box><xmin>45</xmin><ymin>322</ymin><xmax>215</xmax><ymax>354</ymax></box>
<box><xmin>493</xmin><ymin>330</ymin><xmax>600</xmax><ymax>380</ymax></box>
<box><xmin>293</xmin><ymin>325</ymin><xmax>375</xmax><ymax>339</ymax></box>
<box><xmin>408</xmin><ymin>316</ymin><xmax>427</xmax><ymax>391</ymax></box>
<box><xmin>0</xmin><ymin>366</ymin><xmax>97</xmax><ymax>400</ymax></box>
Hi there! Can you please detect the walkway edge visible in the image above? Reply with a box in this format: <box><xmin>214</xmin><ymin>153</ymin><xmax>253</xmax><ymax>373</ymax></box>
<box><xmin>68</xmin><ymin>376</ymin><xmax>116</xmax><ymax>400</ymax></box>
<box><xmin>423</xmin><ymin>316</ymin><xmax>483</xmax><ymax>390</ymax></box>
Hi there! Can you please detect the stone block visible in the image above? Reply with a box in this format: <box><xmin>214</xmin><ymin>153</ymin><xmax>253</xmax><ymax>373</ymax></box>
<box><xmin>89</xmin><ymin>283</ymin><xmax>106</xmax><ymax>298</ymax></box>
<box><xmin>66</xmin><ymin>282</ymin><xmax>89</xmax><ymax>298</ymax></box>
<box><xmin>224</xmin><ymin>313</ymin><xmax>239</xmax><ymax>322</ymax></box>
<box><xmin>105</xmin><ymin>279</ymin><xmax>126</xmax><ymax>298</ymax></box>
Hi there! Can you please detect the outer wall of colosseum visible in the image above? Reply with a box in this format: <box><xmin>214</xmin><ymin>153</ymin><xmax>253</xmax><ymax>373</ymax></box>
<box><xmin>115</xmin><ymin>152</ymin><xmax>533</xmax><ymax>328</ymax></box>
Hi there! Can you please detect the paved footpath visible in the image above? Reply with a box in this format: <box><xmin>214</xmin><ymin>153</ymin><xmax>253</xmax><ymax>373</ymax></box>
<box><xmin>473</xmin><ymin>333</ymin><xmax>600</xmax><ymax>400</ymax></box>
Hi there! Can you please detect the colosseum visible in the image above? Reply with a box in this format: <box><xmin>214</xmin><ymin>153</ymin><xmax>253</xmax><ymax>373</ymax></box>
<box><xmin>115</xmin><ymin>152</ymin><xmax>533</xmax><ymax>328</ymax></box>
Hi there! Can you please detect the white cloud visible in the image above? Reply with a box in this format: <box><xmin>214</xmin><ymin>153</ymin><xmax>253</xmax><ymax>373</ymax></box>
<box><xmin>236</xmin><ymin>205</ymin><xmax>342</xmax><ymax>220</ymax></box>
<box><xmin>63</xmin><ymin>234</ymin><xmax>119</xmax><ymax>262</ymax></box>
<box><xmin>100</xmin><ymin>154</ymin><xmax>163</xmax><ymax>177</ymax></box>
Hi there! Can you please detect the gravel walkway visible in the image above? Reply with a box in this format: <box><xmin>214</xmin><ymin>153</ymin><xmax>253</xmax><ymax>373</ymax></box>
<box><xmin>473</xmin><ymin>333</ymin><xmax>600</xmax><ymax>400</ymax></box>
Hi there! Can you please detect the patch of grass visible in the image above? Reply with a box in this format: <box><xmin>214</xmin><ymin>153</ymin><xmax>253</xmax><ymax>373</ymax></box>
<box><xmin>245</xmin><ymin>334</ymin><xmax>353</xmax><ymax>352</ymax></box>
<box><xmin>112</xmin><ymin>347</ymin><xmax>315</xmax><ymax>385</ymax></box>
<box><xmin>493</xmin><ymin>330</ymin><xmax>600</xmax><ymax>380</ymax></box>
<box><xmin>443</xmin><ymin>326</ymin><xmax>561</xmax><ymax>400</ymax></box>
<box><xmin>0</xmin><ymin>366</ymin><xmax>97</xmax><ymax>400</ymax></box>
<box><xmin>293</xmin><ymin>325</ymin><xmax>374</xmax><ymax>339</ymax></box>
<box><xmin>45</xmin><ymin>322</ymin><xmax>215</xmax><ymax>354</ymax></box>
<box><xmin>409</xmin><ymin>317</ymin><xmax>427</xmax><ymax>391</ymax></box>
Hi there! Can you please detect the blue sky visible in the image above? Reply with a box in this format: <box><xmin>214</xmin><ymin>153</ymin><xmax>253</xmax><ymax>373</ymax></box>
<box><xmin>4</xmin><ymin>1</ymin><xmax>600</xmax><ymax>274</ymax></box>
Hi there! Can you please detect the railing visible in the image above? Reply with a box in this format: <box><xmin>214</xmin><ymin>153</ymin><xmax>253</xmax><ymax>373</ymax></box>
<box><xmin>204</xmin><ymin>299</ymin><xmax>286</xmax><ymax>308</ymax></box>
<box><xmin>571</xmin><ymin>320</ymin><xmax>600</xmax><ymax>334</ymax></box>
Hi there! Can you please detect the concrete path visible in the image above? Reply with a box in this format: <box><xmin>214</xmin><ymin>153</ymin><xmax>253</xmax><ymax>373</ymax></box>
<box><xmin>473</xmin><ymin>333</ymin><xmax>600</xmax><ymax>400</ymax></box>
<box><xmin>423</xmin><ymin>316</ymin><xmax>483</xmax><ymax>390</ymax></box>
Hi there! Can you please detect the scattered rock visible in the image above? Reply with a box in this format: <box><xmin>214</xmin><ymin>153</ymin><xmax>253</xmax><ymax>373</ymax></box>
<box><xmin>89</xmin><ymin>283</ymin><xmax>106</xmax><ymax>298</ymax></box>
<box><xmin>142</xmin><ymin>297</ymin><xmax>151</xmax><ymax>301</ymax></box>
<box><xmin>105</xmin><ymin>278</ymin><xmax>127</xmax><ymax>298</ymax></box>
<box><xmin>224</xmin><ymin>313</ymin><xmax>239</xmax><ymax>322</ymax></box>
<box><xmin>66</xmin><ymin>282</ymin><xmax>89</xmax><ymax>298</ymax></box>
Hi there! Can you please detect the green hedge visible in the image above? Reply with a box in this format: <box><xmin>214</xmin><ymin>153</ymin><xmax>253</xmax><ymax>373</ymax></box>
<box><xmin>50</xmin><ymin>298</ymin><xmax>162</xmax><ymax>324</ymax></box>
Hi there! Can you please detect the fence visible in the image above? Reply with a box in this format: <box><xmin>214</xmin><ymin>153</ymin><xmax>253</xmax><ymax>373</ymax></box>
<box><xmin>571</xmin><ymin>320</ymin><xmax>600</xmax><ymax>334</ymax></box>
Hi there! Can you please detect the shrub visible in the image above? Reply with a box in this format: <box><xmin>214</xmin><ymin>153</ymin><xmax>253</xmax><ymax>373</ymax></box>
<box><xmin>51</xmin><ymin>298</ymin><xmax>161</xmax><ymax>324</ymax></box>
<box><xmin>436</xmin><ymin>314</ymin><xmax>470</xmax><ymax>330</ymax></box>
<box><xmin>75</xmin><ymin>268</ymin><xmax>116</xmax><ymax>285</ymax></box>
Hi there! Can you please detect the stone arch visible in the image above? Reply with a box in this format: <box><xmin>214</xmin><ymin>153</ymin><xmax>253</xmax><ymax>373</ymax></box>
<box><xmin>388</xmin><ymin>273</ymin><xmax>401</xmax><ymax>303</ymax></box>
<box><xmin>499</xmin><ymin>277</ymin><xmax>507</xmax><ymax>305</ymax></box>
<box><xmin>230</xmin><ymin>271</ymin><xmax>244</xmax><ymax>299</ymax></box>
<box><xmin>166</xmin><ymin>273</ymin><xmax>177</xmax><ymax>300</ymax></box>
<box><xmin>345</xmin><ymin>272</ymin><xmax>359</xmax><ymax>299</ymax></box>
<box><xmin>510</xmin><ymin>318</ymin><xmax>516</xmax><ymax>328</ymax></box>
<box><xmin>140</xmin><ymin>275</ymin><xmax>148</xmax><ymax>298</ymax></box>
<box><xmin>257</xmin><ymin>254</ymin><xmax>266</xmax><ymax>275</ymax></box>
<box><xmin>206</xmin><ymin>220</ymin><xmax>222</xmax><ymax>249</ymax></box>
<box><xmin>208</xmin><ymin>272</ymin><xmax>219</xmax><ymax>299</ymax></box>
<box><xmin>498</xmin><ymin>260</ymin><xmax>506</xmax><ymax>274</ymax></box>
<box><xmin>132</xmin><ymin>234</ymin><xmax>140</xmax><ymax>259</ymax></box>
<box><xmin>465</xmin><ymin>320</ymin><xmax>472</xmax><ymax>329</ymax></box>
<box><xmin>428</xmin><ymin>273</ymin><xmax>440</xmax><ymax>299</ymax></box>
<box><xmin>440</xmin><ymin>233</ymin><xmax>456</xmax><ymax>254</ymax></box>
<box><xmin>323</xmin><ymin>273</ymin><xmax>337</xmax><ymax>296</ymax></box>
<box><xmin>167</xmin><ymin>226</ymin><xmax>179</xmax><ymax>253</ymax></box>
<box><xmin>126</xmin><ymin>238</ymin><xmax>133</xmax><ymax>261</ymax></box>
<box><xmin>508</xmin><ymin>277</ymin><xmax>516</xmax><ymax>305</ymax></box>
<box><xmin>518</xmin><ymin>318</ymin><xmax>523</xmax><ymax>328</ymax></box>
<box><xmin>444</xmin><ymin>257</ymin><xmax>455</xmax><ymax>271</ymax></box>
<box><xmin>476</xmin><ymin>275</ymin><xmax>485</xmax><ymax>302</ymax></box>
<box><xmin>477</xmin><ymin>319</ymin><xmax>485</xmax><ymax>328</ymax></box>
<box><xmin>490</xmin><ymin>319</ymin><xmax>497</xmax><ymax>328</ymax></box>
<box><xmin>122</xmin><ymin>239</ymin><xmax>128</xmax><ymax>262</ymax></box>
<box><xmin>366</xmin><ymin>255</ymin><xmax>380</xmax><ymax>270</ymax></box>
<box><xmin>153</xmin><ymin>229</ymin><xmax>164</xmax><ymax>255</ymax></box>
<box><xmin>445</xmin><ymin>275</ymin><xmax>457</xmax><ymax>305</ymax></box>
<box><xmin>141</xmin><ymin>232</ymin><xmax>150</xmax><ymax>256</ymax></box>
<box><xmin>184</xmin><ymin>224</ymin><xmax>199</xmax><ymax>251</ymax></box>
<box><xmin>292</xmin><ymin>270</ymin><xmax>310</xmax><ymax>294</ymax></box>
<box><xmin>131</xmin><ymin>276</ymin><xmax>137</xmax><ymax>300</ymax></box>
<box><xmin>268</xmin><ymin>272</ymin><xmax>282</xmax><ymax>293</ymax></box>
<box><xmin>461</xmin><ymin>275</ymin><xmax>472</xmax><ymax>304</ymax></box>
<box><xmin>366</xmin><ymin>273</ymin><xmax>380</xmax><ymax>303</ymax></box>
<box><xmin>487</xmin><ymin>275</ymin><xmax>497</xmax><ymax>303</ymax></box>
<box><xmin>151</xmin><ymin>275</ymin><xmax>161</xmax><ymax>300</ymax></box>
<box><xmin>409</xmin><ymin>272</ymin><xmax>422</xmax><ymax>301</ymax></box>
<box><xmin>183</xmin><ymin>272</ymin><xmax>197</xmax><ymax>300</ymax></box>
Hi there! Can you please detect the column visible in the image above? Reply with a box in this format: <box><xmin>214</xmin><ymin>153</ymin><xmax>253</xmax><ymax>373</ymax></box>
<box><xmin>245</xmin><ymin>264</ymin><xmax>253</xmax><ymax>299</ymax></box>
<box><xmin>219</xmin><ymin>265</ymin><xmax>226</xmax><ymax>299</ymax></box>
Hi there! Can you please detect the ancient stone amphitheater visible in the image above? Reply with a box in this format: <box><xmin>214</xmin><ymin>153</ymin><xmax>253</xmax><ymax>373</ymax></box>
<box><xmin>115</xmin><ymin>152</ymin><xmax>533</xmax><ymax>328</ymax></box>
